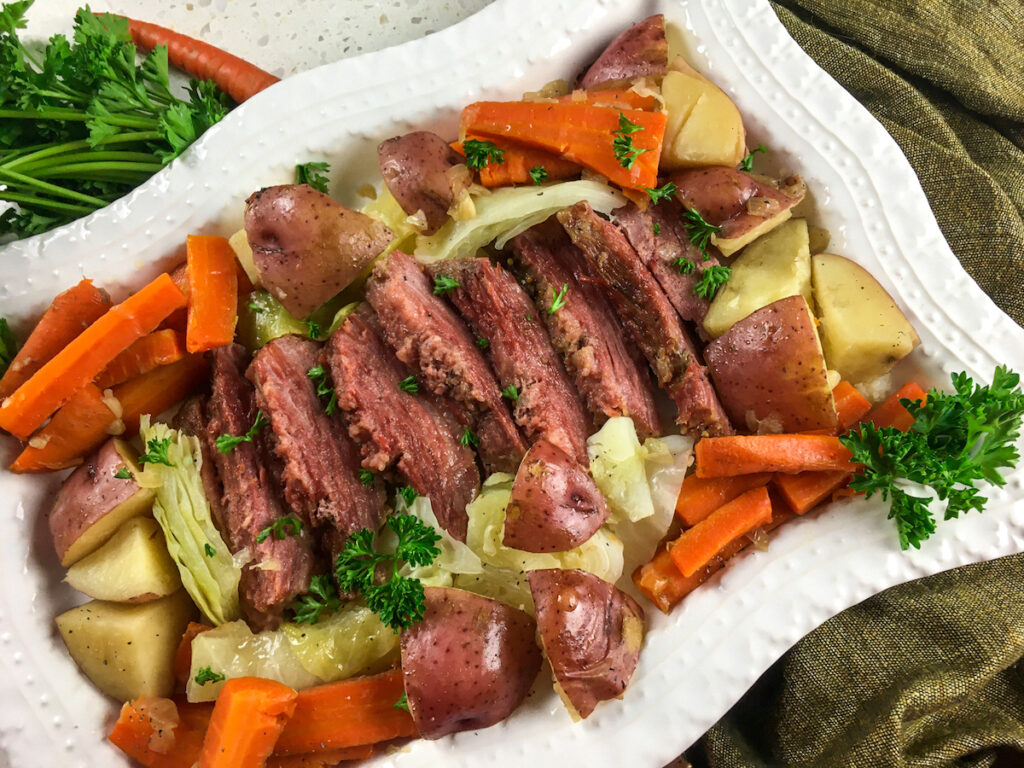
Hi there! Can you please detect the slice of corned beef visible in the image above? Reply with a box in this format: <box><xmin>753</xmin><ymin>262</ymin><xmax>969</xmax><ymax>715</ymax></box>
<box><xmin>425</xmin><ymin>257</ymin><xmax>591</xmax><ymax>465</ymax></box>
<box><xmin>557</xmin><ymin>202</ymin><xmax>732</xmax><ymax>438</ymax></box>
<box><xmin>172</xmin><ymin>396</ymin><xmax>226</xmax><ymax>534</ymax></box>
<box><xmin>248</xmin><ymin>335</ymin><xmax>385</xmax><ymax>554</ymax></box>
<box><xmin>511</xmin><ymin>221</ymin><xmax>660</xmax><ymax>439</ymax></box>
<box><xmin>206</xmin><ymin>344</ymin><xmax>314</xmax><ymax>629</ymax></box>
<box><xmin>366</xmin><ymin>251</ymin><xmax>526</xmax><ymax>473</ymax></box>
<box><xmin>324</xmin><ymin>304</ymin><xmax>479</xmax><ymax>541</ymax></box>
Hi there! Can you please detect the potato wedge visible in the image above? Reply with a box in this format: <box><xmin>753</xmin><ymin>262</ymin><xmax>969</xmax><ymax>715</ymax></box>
<box><xmin>65</xmin><ymin>517</ymin><xmax>181</xmax><ymax>603</ymax></box>
<box><xmin>49</xmin><ymin>438</ymin><xmax>154</xmax><ymax>567</ymax></box>
<box><xmin>812</xmin><ymin>253</ymin><xmax>921</xmax><ymax>384</ymax></box>
<box><xmin>56</xmin><ymin>591</ymin><xmax>195</xmax><ymax>701</ymax></box>
<box><xmin>703</xmin><ymin>218</ymin><xmax>812</xmax><ymax>338</ymax></box>
<box><xmin>661</xmin><ymin>58</ymin><xmax>745</xmax><ymax>170</ymax></box>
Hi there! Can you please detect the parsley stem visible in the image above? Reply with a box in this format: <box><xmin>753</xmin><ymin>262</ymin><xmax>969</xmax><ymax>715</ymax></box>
<box><xmin>0</xmin><ymin>108</ymin><xmax>159</xmax><ymax>130</ymax></box>
<box><xmin>0</xmin><ymin>192</ymin><xmax>94</xmax><ymax>214</ymax></box>
<box><xmin>2</xmin><ymin>133</ymin><xmax>164</xmax><ymax>170</ymax></box>
<box><xmin>20</xmin><ymin>153</ymin><xmax>161</xmax><ymax>172</ymax></box>
<box><xmin>32</xmin><ymin>161</ymin><xmax>164</xmax><ymax>177</ymax></box>
<box><xmin>0</xmin><ymin>168</ymin><xmax>109</xmax><ymax>207</ymax></box>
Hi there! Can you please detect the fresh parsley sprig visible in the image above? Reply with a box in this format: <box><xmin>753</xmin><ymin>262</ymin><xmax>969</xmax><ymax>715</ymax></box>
<box><xmin>548</xmin><ymin>283</ymin><xmax>569</xmax><ymax>314</ymax></box>
<box><xmin>138</xmin><ymin>437</ymin><xmax>173</xmax><ymax>467</ymax></box>
<box><xmin>292</xmin><ymin>573</ymin><xmax>341</xmax><ymax>625</ymax></box>
<box><xmin>398</xmin><ymin>375</ymin><xmax>419</xmax><ymax>394</ymax></box>
<box><xmin>643</xmin><ymin>181</ymin><xmax>677</xmax><ymax>204</ymax></box>
<box><xmin>334</xmin><ymin>513</ymin><xmax>441</xmax><ymax>632</ymax></box>
<box><xmin>358</xmin><ymin>468</ymin><xmax>376</xmax><ymax>487</ymax></box>
<box><xmin>462</xmin><ymin>139</ymin><xmax>505</xmax><ymax>170</ymax></box>
<box><xmin>295</xmin><ymin>161</ymin><xmax>330</xmax><ymax>194</ymax></box>
<box><xmin>256</xmin><ymin>516</ymin><xmax>303</xmax><ymax>544</ymax></box>
<box><xmin>841</xmin><ymin>367</ymin><xmax>1024</xmax><ymax>550</ymax></box>
<box><xmin>612</xmin><ymin>111</ymin><xmax>648</xmax><ymax>170</ymax></box>
<box><xmin>682</xmin><ymin>208</ymin><xmax>722</xmax><ymax>258</ymax></box>
<box><xmin>194</xmin><ymin>666</ymin><xmax>225</xmax><ymax>686</ymax></box>
<box><xmin>307</xmin><ymin>364</ymin><xmax>338</xmax><ymax>415</ymax></box>
<box><xmin>738</xmin><ymin>144</ymin><xmax>767</xmax><ymax>172</ymax></box>
<box><xmin>693</xmin><ymin>265</ymin><xmax>732</xmax><ymax>299</ymax></box>
<box><xmin>501</xmin><ymin>384</ymin><xmax>520</xmax><ymax>402</ymax></box>
<box><xmin>113</xmin><ymin>466</ymin><xmax>133</xmax><ymax>480</ymax></box>
<box><xmin>432</xmin><ymin>275</ymin><xmax>460</xmax><ymax>295</ymax></box>
<box><xmin>215</xmin><ymin>410</ymin><xmax>268</xmax><ymax>454</ymax></box>
<box><xmin>459</xmin><ymin>427</ymin><xmax>480</xmax><ymax>448</ymax></box>
<box><xmin>529</xmin><ymin>165</ymin><xmax>548</xmax><ymax>184</ymax></box>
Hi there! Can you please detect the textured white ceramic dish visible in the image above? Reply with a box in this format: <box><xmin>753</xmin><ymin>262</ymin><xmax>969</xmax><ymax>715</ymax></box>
<box><xmin>2</xmin><ymin>0</ymin><xmax>1023</xmax><ymax>766</ymax></box>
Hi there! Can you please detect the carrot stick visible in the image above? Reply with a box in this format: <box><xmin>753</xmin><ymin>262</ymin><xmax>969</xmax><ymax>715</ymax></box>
<box><xmin>109</xmin><ymin>698</ymin><xmax>206</xmax><ymax>768</ymax></box>
<box><xmin>96</xmin><ymin>329</ymin><xmax>186</xmax><ymax>389</ymax></box>
<box><xmin>122</xmin><ymin>17</ymin><xmax>279</xmax><ymax>103</ymax></box>
<box><xmin>674</xmin><ymin>472</ymin><xmax>772</xmax><ymax>527</ymax></box>
<box><xmin>266</xmin><ymin>746</ymin><xmax>378</xmax><ymax>768</ymax></box>
<box><xmin>199</xmin><ymin>677</ymin><xmax>298</xmax><ymax>768</ymax></box>
<box><xmin>864</xmin><ymin>381</ymin><xmax>927</xmax><ymax>431</ymax></box>
<box><xmin>832</xmin><ymin>380</ymin><xmax>872</xmax><ymax>431</ymax></box>
<box><xmin>0</xmin><ymin>279</ymin><xmax>111</xmax><ymax>399</ymax></box>
<box><xmin>0</xmin><ymin>273</ymin><xmax>187</xmax><ymax>440</ymax></box>
<box><xmin>635</xmin><ymin>509</ymin><xmax>797</xmax><ymax>613</ymax></box>
<box><xmin>174</xmin><ymin>622</ymin><xmax>215</xmax><ymax>686</ymax></box>
<box><xmin>695</xmin><ymin>434</ymin><xmax>857</xmax><ymax>478</ymax></box>
<box><xmin>453</xmin><ymin>135</ymin><xmax>582</xmax><ymax>188</ymax></box>
<box><xmin>273</xmin><ymin>670</ymin><xmax>416</xmax><ymax>755</ymax></box>
<box><xmin>669</xmin><ymin>486</ymin><xmax>773</xmax><ymax>578</ymax></box>
<box><xmin>461</xmin><ymin>101</ymin><xmax>665</xmax><ymax>190</ymax></box>
<box><xmin>186</xmin><ymin>235</ymin><xmax>239</xmax><ymax>354</ymax></box>
<box><xmin>9</xmin><ymin>354</ymin><xmax>208</xmax><ymax>472</ymax></box>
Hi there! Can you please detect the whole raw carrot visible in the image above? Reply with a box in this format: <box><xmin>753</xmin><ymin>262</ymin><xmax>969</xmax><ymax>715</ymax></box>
<box><xmin>123</xmin><ymin>17</ymin><xmax>279</xmax><ymax>103</ymax></box>
<box><xmin>0</xmin><ymin>273</ymin><xmax>187</xmax><ymax>440</ymax></box>
<box><xmin>109</xmin><ymin>697</ymin><xmax>206</xmax><ymax>768</ymax></box>
<box><xmin>199</xmin><ymin>677</ymin><xmax>298</xmax><ymax>768</ymax></box>
<box><xmin>273</xmin><ymin>670</ymin><xmax>416</xmax><ymax>755</ymax></box>
<box><xmin>675</xmin><ymin>472</ymin><xmax>773</xmax><ymax>527</ymax></box>
<box><xmin>0</xmin><ymin>279</ymin><xmax>111</xmax><ymax>399</ymax></box>
<box><xmin>96</xmin><ymin>329</ymin><xmax>186</xmax><ymax>389</ymax></box>
<box><xmin>669</xmin><ymin>486</ymin><xmax>773</xmax><ymax>578</ymax></box>
<box><xmin>185</xmin><ymin>235</ymin><xmax>239</xmax><ymax>354</ymax></box>
<box><xmin>695</xmin><ymin>433</ymin><xmax>857</xmax><ymax>478</ymax></box>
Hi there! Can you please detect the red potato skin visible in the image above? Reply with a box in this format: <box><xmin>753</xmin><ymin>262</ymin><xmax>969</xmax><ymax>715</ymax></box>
<box><xmin>503</xmin><ymin>439</ymin><xmax>610</xmax><ymax>553</ymax></box>
<box><xmin>377</xmin><ymin>131</ymin><xmax>470</xmax><ymax>235</ymax></box>
<box><xmin>527</xmin><ymin>568</ymin><xmax>645</xmax><ymax>719</ymax></box>
<box><xmin>400</xmin><ymin>587</ymin><xmax>542</xmax><ymax>739</ymax></box>
<box><xmin>704</xmin><ymin>295</ymin><xmax>838</xmax><ymax>433</ymax></box>
<box><xmin>579</xmin><ymin>15</ymin><xmax>668</xmax><ymax>89</ymax></box>
<box><xmin>244</xmin><ymin>184</ymin><xmax>393</xmax><ymax>318</ymax></box>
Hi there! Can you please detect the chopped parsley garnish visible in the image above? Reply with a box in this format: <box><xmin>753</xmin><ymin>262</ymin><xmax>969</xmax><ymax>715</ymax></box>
<box><xmin>247</xmin><ymin>302</ymin><xmax>265</xmax><ymax>313</ymax></box>
<box><xmin>612</xmin><ymin>111</ymin><xmax>648</xmax><ymax>169</ymax></box>
<box><xmin>307</xmin><ymin>365</ymin><xmax>338</xmax><ymax>415</ymax></box>
<box><xmin>138</xmin><ymin>437</ymin><xmax>174</xmax><ymax>467</ymax></box>
<box><xmin>335</xmin><ymin>513</ymin><xmax>441</xmax><ymax>631</ymax></box>
<box><xmin>398</xmin><ymin>375</ymin><xmax>419</xmax><ymax>394</ymax></box>
<box><xmin>682</xmin><ymin>208</ymin><xmax>722</xmax><ymax>259</ymax></box>
<box><xmin>256</xmin><ymin>516</ymin><xmax>303</xmax><ymax>544</ymax></box>
<box><xmin>295</xmin><ymin>161</ymin><xmax>331</xmax><ymax>194</ymax></box>
<box><xmin>215</xmin><ymin>410</ymin><xmax>268</xmax><ymax>454</ymax></box>
<box><xmin>305</xmin><ymin>318</ymin><xmax>322</xmax><ymax>340</ymax></box>
<box><xmin>841</xmin><ymin>367</ymin><xmax>1024</xmax><ymax>550</ymax></box>
<box><xmin>358</xmin><ymin>468</ymin><xmax>375</xmax><ymax>487</ymax></box>
<box><xmin>642</xmin><ymin>181</ymin><xmax>677</xmax><ymax>204</ymax></box>
<box><xmin>548</xmin><ymin>283</ymin><xmax>569</xmax><ymax>314</ymax></box>
<box><xmin>475</xmin><ymin>337</ymin><xmax>490</xmax><ymax>350</ymax></box>
<box><xmin>501</xmin><ymin>384</ymin><xmax>520</xmax><ymax>402</ymax></box>
<box><xmin>738</xmin><ymin>144</ymin><xmax>767</xmax><ymax>172</ymax></box>
<box><xmin>672</xmin><ymin>257</ymin><xmax>695</xmax><ymax>275</ymax></box>
<box><xmin>292</xmin><ymin>574</ymin><xmax>341</xmax><ymax>626</ymax></box>
<box><xmin>462</xmin><ymin>139</ymin><xmax>505</xmax><ymax>170</ymax></box>
<box><xmin>529</xmin><ymin>165</ymin><xmax>548</xmax><ymax>184</ymax></box>
<box><xmin>432</xmin><ymin>275</ymin><xmax>461</xmax><ymax>295</ymax></box>
<box><xmin>394</xmin><ymin>691</ymin><xmax>410</xmax><ymax>711</ymax></box>
<box><xmin>459</xmin><ymin>427</ymin><xmax>480</xmax><ymax>448</ymax></box>
<box><xmin>692</xmin><ymin>265</ymin><xmax>732</xmax><ymax>299</ymax></box>
<box><xmin>113</xmin><ymin>466</ymin><xmax>133</xmax><ymax>480</ymax></box>
<box><xmin>203</xmin><ymin>543</ymin><xmax>216</xmax><ymax>557</ymax></box>
<box><xmin>398</xmin><ymin>486</ymin><xmax>419</xmax><ymax>507</ymax></box>
<box><xmin>653</xmin><ymin>222</ymin><xmax>661</xmax><ymax>236</ymax></box>
<box><xmin>194</xmin><ymin>667</ymin><xmax>226</xmax><ymax>686</ymax></box>
<box><xmin>0</xmin><ymin>318</ymin><xmax>18</xmax><ymax>377</ymax></box>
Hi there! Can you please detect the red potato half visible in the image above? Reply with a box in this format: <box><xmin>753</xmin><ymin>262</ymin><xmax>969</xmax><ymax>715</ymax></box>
<box><xmin>244</xmin><ymin>184</ymin><xmax>393</xmax><ymax>318</ymax></box>
<box><xmin>704</xmin><ymin>295</ymin><xmax>837</xmax><ymax>433</ymax></box>
<box><xmin>527</xmin><ymin>568</ymin><xmax>645</xmax><ymax>719</ymax></box>
<box><xmin>669</xmin><ymin>166</ymin><xmax>806</xmax><ymax>256</ymax></box>
<box><xmin>503</xmin><ymin>439</ymin><xmax>611</xmax><ymax>553</ymax></box>
<box><xmin>579</xmin><ymin>14</ymin><xmax>667</xmax><ymax>89</ymax></box>
<box><xmin>49</xmin><ymin>438</ymin><xmax>154</xmax><ymax>567</ymax></box>
<box><xmin>400</xmin><ymin>587</ymin><xmax>541</xmax><ymax>739</ymax></box>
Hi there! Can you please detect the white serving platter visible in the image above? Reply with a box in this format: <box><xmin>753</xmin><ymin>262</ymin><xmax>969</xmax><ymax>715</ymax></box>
<box><xmin>1</xmin><ymin>0</ymin><xmax>1023</xmax><ymax>766</ymax></box>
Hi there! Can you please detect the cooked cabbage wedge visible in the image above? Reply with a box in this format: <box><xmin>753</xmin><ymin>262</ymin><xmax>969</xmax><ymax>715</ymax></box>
<box><xmin>588</xmin><ymin>417</ymin><xmax>654</xmax><ymax>523</ymax></box>
<box><xmin>414</xmin><ymin>180</ymin><xmax>627</xmax><ymax>262</ymax></box>
<box><xmin>388</xmin><ymin>493</ymin><xmax>482</xmax><ymax>587</ymax></box>
<box><xmin>137</xmin><ymin>418</ymin><xmax>241</xmax><ymax>625</ymax></box>
<box><xmin>360</xmin><ymin>186</ymin><xmax>421</xmax><ymax>255</ymax></box>
<box><xmin>282</xmin><ymin>603</ymin><xmax>399</xmax><ymax>682</ymax></box>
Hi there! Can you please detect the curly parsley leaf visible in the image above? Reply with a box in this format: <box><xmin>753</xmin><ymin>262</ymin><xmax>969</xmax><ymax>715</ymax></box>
<box><xmin>203</xmin><ymin>543</ymin><xmax>216</xmax><ymax>558</ymax></box>
<box><xmin>738</xmin><ymin>144</ymin><xmax>767</xmax><ymax>172</ymax></box>
<box><xmin>672</xmin><ymin>257</ymin><xmax>695</xmax><ymax>275</ymax></box>
<box><xmin>138</xmin><ymin>437</ymin><xmax>174</xmax><ymax>467</ymax></box>
<box><xmin>215</xmin><ymin>410</ymin><xmax>268</xmax><ymax>454</ymax></box>
<box><xmin>194</xmin><ymin>666</ymin><xmax>225</xmax><ymax>686</ymax></box>
<box><xmin>358</xmin><ymin>468</ymin><xmax>375</xmax><ymax>487</ymax></box>
<box><xmin>398</xmin><ymin>486</ymin><xmax>419</xmax><ymax>507</ymax></box>
<box><xmin>612</xmin><ymin>111</ymin><xmax>648</xmax><ymax>169</ymax></box>
<box><xmin>692</xmin><ymin>265</ymin><xmax>731</xmax><ymax>299</ymax></box>
<box><xmin>475</xmin><ymin>337</ymin><xmax>490</xmax><ymax>350</ymax></box>
<box><xmin>295</xmin><ymin>161</ymin><xmax>331</xmax><ymax>194</ymax></box>
<box><xmin>682</xmin><ymin>208</ymin><xmax>722</xmax><ymax>258</ymax></box>
<box><xmin>462</xmin><ymin>139</ymin><xmax>505</xmax><ymax>170</ymax></box>
<box><xmin>292</xmin><ymin>573</ymin><xmax>342</xmax><ymax>625</ymax></box>
<box><xmin>398</xmin><ymin>375</ymin><xmax>419</xmax><ymax>395</ymax></box>
<box><xmin>642</xmin><ymin>181</ymin><xmax>677</xmax><ymax>204</ymax></box>
<box><xmin>529</xmin><ymin>165</ymin><xmax>548</xmax><ymax>185</ymax></box>
<box><xmin>256</xmin><ymin>516</ymin><xmax>303</xmax><ymax>544</ymax></box>
<box><xmin>432</xmin><ymin>275</ymin><xmax>460</xmax><ymax>295</ymax></box>
<box><xmin>459</xmin><ymin>427</ymin><xmax>480</xmax><ymax>448</ymax></box>
<box><xmin>307</xmin><ymin>365</ymin><xmax>338</xmax><ymax>415</ymax></box>
<box><xmin>113</xmin><ymin>466</ymin><xmax>133</xmax><ymax>480</ymax></box>
<box><xmin>501</xmin><ymin>384</ymin><xmax>520</xmax><ymax>402</ymax></box>
<box><xmin>394</xmin><ymin>691</ymin><xmax>410</xmax><ymax>711</ymax></box>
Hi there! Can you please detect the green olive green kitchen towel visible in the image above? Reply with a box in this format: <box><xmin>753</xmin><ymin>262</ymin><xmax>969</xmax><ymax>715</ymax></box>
<box><xmin>684</xmin><ymin>1</ymin><xmax>1024</xmax><ymax>767</ymax></box>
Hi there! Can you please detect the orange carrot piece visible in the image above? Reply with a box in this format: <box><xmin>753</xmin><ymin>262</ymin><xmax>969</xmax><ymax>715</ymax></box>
<box><xmin>174</xmin><ymin>622</ymin><xmax>215</xmax><ymax>686</ymax></box>
<box><xmin>454</xmin><ymin>135</ymin><xmax>582</xmax><ymax>188</ymax></box>
<box><xmin>865</xmin><ymin>381</ymin><xmax>927</xmax><ymax>431</ymax></box>
<box><xmin>185</xmin><ymin>235</ymin><xmax>239</xmax><ymax>354</ymax></box>
<box><xmin>199</xmin><ymin>677</ymin><xmax>298</xmax><ymax>768</ymax></box>
<box><xmin>109</xmin><ymin>698</ymin><xmax>206</xmax><ymax>768</ymax></box>
<box><xmin>9</xmin><ymin>354</ymin><xmax>207</xmax><ymax>472</ymax></box>
<box><xmin>695</xmin><ymin>434</ymin><xmax>857</xmax><ymax>478</ymax></box>
<box><xmin>0</xmin><ymin>273</ymin><xmax>186</xmax><ymax>440</ymax></box>
<box><xmin>772</xmin><ymin>469</ymin><xmax>852</xmax><ymax>515</ymax></box>
<box><xmin>273</xmin><ymin>670</ymin><xmax>415</xmax><ymax>756</ymax></box>
<box><xmin>832</xmin><ymin>380</ymin><xmax>873</xmax><ymax>431</ymax></box>
<box><xmin>669</xmin><ymin>486</ymin><xmax>774</xmax><ymax>578</ymax></box>
<box><xmin>123</xmin><ymin>17</ymin><xmax>279</xmax><ymax>103</ymax></box>
<box><xmin>96</xmin><ymin>329</ymin><xmax>186</xmax><ymax>389</ymax></box>
<box><xmin>674</xmin><ymin>472</ymin><xmax>773</xmax><ymax>527</ymax></box>
<box><xmin>635</xmin><ymin>509</ymin><xmax>797</xmax><ymax>613</ymax></box>
<box><xmin>461</xmin><ymin>101</ymin><xmax>665</xmax><ymax>190</ymax></box>
<box><xmin>0</xmin><ymin>279</ymin><xmax>111</xmax><ymax>399</ymax></box>
<box><xmin>266</xmin><ymin>746</ymin><xmax>378</xmax><ymax>768</ymax></box>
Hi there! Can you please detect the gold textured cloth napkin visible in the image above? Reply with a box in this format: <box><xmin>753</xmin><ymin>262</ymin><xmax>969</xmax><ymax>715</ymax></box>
<box><xmin>685</xmin><ymin>1</ymin><xmax>1024</xmax><ymax>766</ymax></box>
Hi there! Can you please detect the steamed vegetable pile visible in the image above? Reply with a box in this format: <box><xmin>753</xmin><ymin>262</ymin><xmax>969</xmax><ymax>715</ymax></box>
<box><xmin>1</xmin><ymin>11</ymin><xmax>1022</xmax><ymax>768</ymax></box>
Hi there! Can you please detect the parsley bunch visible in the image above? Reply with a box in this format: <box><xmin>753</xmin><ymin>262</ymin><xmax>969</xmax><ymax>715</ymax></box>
<box><xmin>841</xmin><ymin>367</ymin><xmax>1024</xmax><ymax>550</ymax></box>
<box><xmin>0</xmin><ymin>2</ymin><xmax>230</xmax><ymax>239</ymax></box>
<box><xmin>335</xmin><ymin>513</ymin><xmax>441</xmax><ymax>632</ymax></box>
